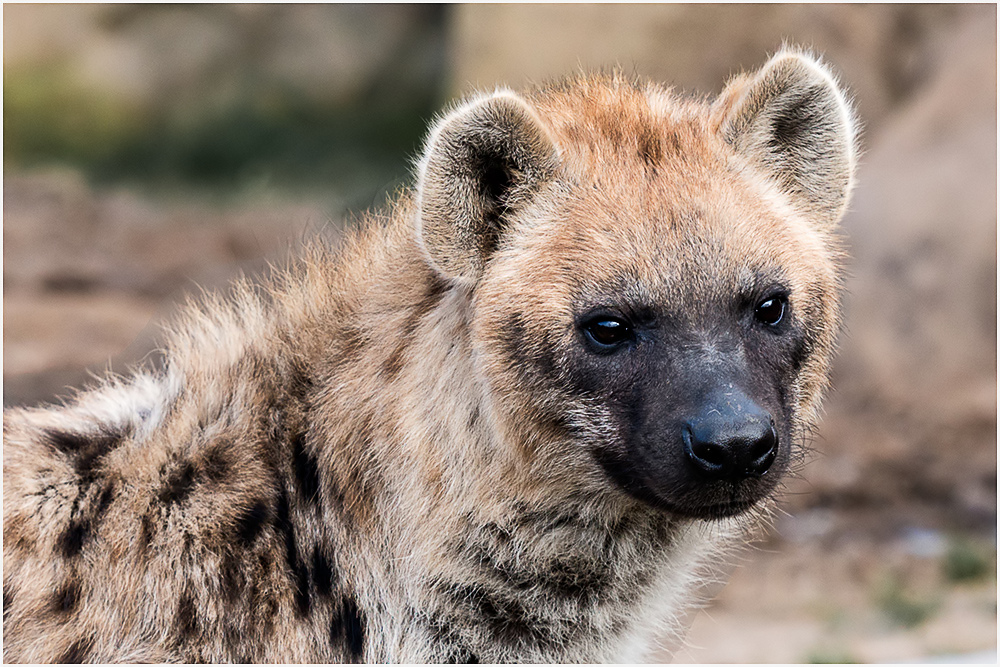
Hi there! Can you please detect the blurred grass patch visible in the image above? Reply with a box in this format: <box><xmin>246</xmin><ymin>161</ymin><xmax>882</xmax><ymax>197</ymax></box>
<box><xmin>875</xmin><ymin>574</ymin><xmax>939</xmax><ymax>628</ymax></box>
<box><xmin>942</xmin><ymin>537</ymin><xmax>995</xmax><ymax>583</ymax></box>
<box><xmin>805</xmin><ymin>647</ymin><xmax>860</xmax><ymax>664</ymax></box>
<box><xmin>4</xmin><ymin>64</ymin><xmax>145</xmax><ymax>169</ymax></box>
<box><xmin>4</xmin><ymin>66</ymin><xmax>440</xmax><ymax>209</ymax></box>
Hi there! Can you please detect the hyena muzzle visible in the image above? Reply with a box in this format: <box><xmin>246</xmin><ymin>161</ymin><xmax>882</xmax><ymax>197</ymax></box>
<box><xmin>3</xmin><ymin>48</ymin><xmax>856</xmax><ymax>663</ymax></box>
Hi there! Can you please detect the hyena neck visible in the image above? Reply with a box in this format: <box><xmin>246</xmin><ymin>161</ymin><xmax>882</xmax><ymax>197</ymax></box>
<box><xmin>297</xmin><ymin>222</ymin><xmax>733</xmax><ymax>661</ymax></box>
<box><xmin>393</xmin><ymin>491</ymin><xmax>729</xmax><ymax>662</ymax></box>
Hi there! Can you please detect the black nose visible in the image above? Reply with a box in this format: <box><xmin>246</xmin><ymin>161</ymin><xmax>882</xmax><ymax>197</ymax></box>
<box><xmin>683</xmin><ymin>392</ymin><xmax>778</xmax><ymax>482</ymax></box>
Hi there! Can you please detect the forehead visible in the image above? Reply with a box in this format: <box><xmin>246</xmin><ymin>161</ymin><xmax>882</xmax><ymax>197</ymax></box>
<box><xmin>496</xmin><ymin>78</ymin><xmax>835</xmax><ymax>313</ymax></box>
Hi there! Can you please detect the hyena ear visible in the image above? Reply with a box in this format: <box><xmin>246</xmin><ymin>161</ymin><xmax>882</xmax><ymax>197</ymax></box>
<box><xmin>714</xmin><ymin>49</ymin><xmax>858</xmax><ymax>227</ymax></box>
<box><xmin>415</xmin><ymin>90</ymin><xmax>561</xmax><ymax>283</ymax></box>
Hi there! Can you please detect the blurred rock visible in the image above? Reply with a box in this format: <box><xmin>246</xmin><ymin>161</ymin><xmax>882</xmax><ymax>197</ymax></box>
<box><xmin>811</xmin><ymin>9</ymin><xmax>997</xmax><ymax>532</ymax></box>
<box><xmin>450</xmin><ymin>4</ymin><xmax>985</xmax><ymax>135</ymax></box>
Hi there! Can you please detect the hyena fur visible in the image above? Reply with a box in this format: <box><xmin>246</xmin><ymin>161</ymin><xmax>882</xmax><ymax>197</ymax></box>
<box><xmin>3</xmin><ymin>48</ymin><xmax>856</xmax><ymax>663</ymax></box>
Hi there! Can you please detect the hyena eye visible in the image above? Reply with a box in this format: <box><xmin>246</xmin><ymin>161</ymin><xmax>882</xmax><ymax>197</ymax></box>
<box><xmin>582</xmin><ymin>317</ymin><xmax>633</xmax><ymax>351</ymax></box>
<box><xmin>754</xmin><ymin>296</ymin><xmax>787</xmax><ymax>326</ymax></box>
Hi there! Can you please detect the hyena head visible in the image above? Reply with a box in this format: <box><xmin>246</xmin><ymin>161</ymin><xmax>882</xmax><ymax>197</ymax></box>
<box><xmin>415</xmin><ymin>50</ymin><xmax>856</xmax><ymax>520</ymax></box>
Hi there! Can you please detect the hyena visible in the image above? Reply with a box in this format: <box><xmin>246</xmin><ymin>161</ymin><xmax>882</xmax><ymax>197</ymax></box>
<box><xmin>3</xmin><ymin>48</ymin><xmax>856</xmax><ymax>663</ymax></box>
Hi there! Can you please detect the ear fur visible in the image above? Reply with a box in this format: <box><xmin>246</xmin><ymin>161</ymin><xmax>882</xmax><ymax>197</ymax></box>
<box><xmin>415</xmin><ymin>90</ymin><xmax>560</xmax><ymax>283</ymax></box>
<box><xmin>714</xmin><ymin>48</ymin><xmax>858</xmax><ymax>227</ymax></box>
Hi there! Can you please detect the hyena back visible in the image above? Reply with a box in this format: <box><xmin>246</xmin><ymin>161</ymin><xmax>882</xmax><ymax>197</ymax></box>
<box><xmin>3</xmin><ymin>49</ymin><xmax>856</xmax><ymax>663</ymax></box>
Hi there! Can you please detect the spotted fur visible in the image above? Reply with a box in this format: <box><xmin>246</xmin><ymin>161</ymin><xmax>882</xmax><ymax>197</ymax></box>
<box><xmin>3</xmin><ymin>48</ymin><xmax>856</xmax><ymax>662</ymax></box>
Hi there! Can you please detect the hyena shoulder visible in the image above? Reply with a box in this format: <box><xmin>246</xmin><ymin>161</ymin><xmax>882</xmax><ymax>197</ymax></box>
<box><xmin>3</xmin><ymin>48</ymin><xmax>856</xmax><ymax>663</ymax></box>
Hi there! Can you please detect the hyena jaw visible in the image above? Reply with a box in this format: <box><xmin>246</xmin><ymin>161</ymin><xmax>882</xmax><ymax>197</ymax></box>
<box><xmin>3</xmin><ymin>47</ymin><xmax>855</xmax><ymax>663</ymax></box>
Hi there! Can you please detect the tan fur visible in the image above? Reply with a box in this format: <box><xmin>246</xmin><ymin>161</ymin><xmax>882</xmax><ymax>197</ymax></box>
<box><xmin>4</xmin><ymin>48</ymin><xmax>856</xmax><ymax>663</ymax></box>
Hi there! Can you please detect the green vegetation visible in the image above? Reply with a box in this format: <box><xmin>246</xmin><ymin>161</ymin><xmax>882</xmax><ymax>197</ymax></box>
<box><xmin>942</xmin><ymin>537</ymin><xmax>995</xmax><ymax>583</ymax></box>
<box><xmin>4</xmin><ymin>65</ymin><xmax>440</xmax><ymax>209</ymax></box>
<box><xmin>4</xmin><ymin>64</ymin><xmax>144</xmax><ymax>170</ymax></box>
<box><xmin>805</xmin><ymin>647</ymin><xmax>860</xmax><ymax>664</ymax></box>
<box><xmin>875</xmin><ymin>575</ymin><xmax>939</xmax><ymax>628</ymax></box>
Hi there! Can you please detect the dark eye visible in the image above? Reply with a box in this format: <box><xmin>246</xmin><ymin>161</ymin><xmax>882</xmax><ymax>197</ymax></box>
<box><xmin>754</xmin><ymin>296</ymin><xmax>787</xmax><ymax>326</ymax></box>
<box><xmin>582</xmin><ymin>317</ymin><xmax>633</xmax><ymax>351</ymax></box>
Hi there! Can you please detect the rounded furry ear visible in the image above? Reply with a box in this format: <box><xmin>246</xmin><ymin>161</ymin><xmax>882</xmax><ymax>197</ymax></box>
<box><xmin>714</xmin><ymin>49</ymin><xmax>858</xmax><ymax>227</ymax></box>
<box><xmin>415</xmin><ymin>91</ymin><xmax>560</xmax><ymax>282</ymax></box>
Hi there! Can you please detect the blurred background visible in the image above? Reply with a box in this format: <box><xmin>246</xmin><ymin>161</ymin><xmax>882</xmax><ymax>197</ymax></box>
<box><xmin>3</xmin><ymin>4</ymin><xmax>995</xmax><ymax>662</ymax></box>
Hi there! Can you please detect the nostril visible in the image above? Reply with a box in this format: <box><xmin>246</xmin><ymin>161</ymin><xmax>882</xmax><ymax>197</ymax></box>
<box><xmin>749</xmin><ymin>429</ymin><xmax>775</xmax><ymax>461</ymax></box>
<box><xmin>745</xmin><ymin>424</ymin><xmax>778</xmax><ymax>477</ymax></box>
<box><xmin>692</xmin><ymin>442</ymin><xmax>729</xmax><ymax>468</ymax></box>
<box><xmin>683</xmin><ymin>424</ymin><xmax>732</xmax><ymax>477</ymax></box>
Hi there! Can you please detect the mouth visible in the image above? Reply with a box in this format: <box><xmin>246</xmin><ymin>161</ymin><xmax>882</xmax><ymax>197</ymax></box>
<box><xmin>657</xmin><ymin>497</ymin><xmax>762</xmax><ymax>520</ymax></box>
<box><xmin>645</xmin><ymin>472</ymin><xmax>781</xmax><ymax>520</ymax></box>
<box><xmin>593</xmin><ymin>443</ymin><xmax>782</xmax><ymax>520</ymax></box>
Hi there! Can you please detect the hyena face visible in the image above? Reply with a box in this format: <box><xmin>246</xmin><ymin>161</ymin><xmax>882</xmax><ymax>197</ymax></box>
<box><xmin>417</xmin><ymin>51</ymin><xmax>854</xmax><ymax>520</ymax></box>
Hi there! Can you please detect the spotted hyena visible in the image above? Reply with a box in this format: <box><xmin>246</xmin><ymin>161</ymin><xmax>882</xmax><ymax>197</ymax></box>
<box><xmin>3</xmin><ymin>48</ymin><xmax>856</xmax><ymax>663</ymax></box>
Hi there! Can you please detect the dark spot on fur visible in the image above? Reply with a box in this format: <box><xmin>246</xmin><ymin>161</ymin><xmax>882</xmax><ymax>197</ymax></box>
<box><xmin>637</xmin><ymin>127</ymin><xmax>663</xmax><ymax>166</ymax></box>
<box><xmin>496</xmin><ymin>312</ymin><xmax>559</xmax><ymax>384</ymax></box>
<box><xmin>330</xmin><ymin>596</ymin><xmax>365</xmax><ymax>661</ymax></box>
<box><xmin>139</xmin><ymin>514</ymin><xmax>155</xmax><ymax>552</ymax></box>
<box><xmin>235</xmin><ymin>500</ymin><xmax>269</xmax><ymax>545</ymax></box>
<box><xmin>429</xmin><ymin>269</ymin><xmax>450</xmax><ymax>295</ymax></box>
<box><xmin>51</xmin><ymin>581</ymin><xmax>81</xmax><ymax>614</ymax></box>
<box><xmin>275</xmin><ymin>489</ymin><xmax>292</xmax><ymax>541</ymax></box>
<box><xmin>94</xmin><ymin>480</ymin><xmax>116</xmax><ymax>518</ymax></box>
<box><xmin>599</xmin><ymin>110</ymin><xmax>624</xmax><ymax>145</ymax></box>
<box><xmin>176</xmin><ymin>591</ymin><xmax>199</xmax><ymax>639</ymax></box>
<box><xmin>541</xmin><ymin>558</ymin><xmax>609</xmax><ymax>598</ymax></box>
<box><xmin>3</xmin><ymin>585</ymin><xmax>14</xmax><ymax>620</ymax></box>
<box><xmin>444</xmin><ymin>583</ymin><xmax>543</xmax><ymax>645</ymax></box>
<box><xmin>58</xmin><ymin>636</ymin><xmax>94</xmax><ymax>664</ymax></box>
<box><xmin>663</xmin><ymin>129</ymin><xmax>683</xmax><ymax>155</ymax></box>
<box><xmin>59</xmin><ymin>518</ymin><xmax>91</xmax><ymax>558</ymax></box>
<box><xmin>275</xmin><ymin>488</ymin><xmax>311</xmax><ymax>617</ymax></box>
<box><xmin>287</xmin><ymin>360</ymin><xmax>315</xmax><ymax>402</ymax></box>
<box><xmin>428</xmin><ymin>616</ymin><xmax>481</xmax><ymax>663</ymax></box>
<box><xmin>337</xmin><ymin>324</ymin><xmax>365</xmax><ymax>365</ymax></box>
<box><xmin>381</xmin><ymin>343</ymin><xmax>407</xmax><ymax>380</ymax></box>
<box><xmin>418</xmin><ymin>269</ymin><xmax>450</xmax><ymax>313</ymax></box>
<box><xmin>445</xmin><ymin>649</ymin><xmax>480</xmax><ymax>664</ymax></box>
<box><xmin>44</xmin><ymin>427</ymin><xmax>126</xmax><ymax>478</ymax></box>
<box><xmin>498</xmin><ymin>312</ymin><xmax>529</xmax><ymax>366</ymax></box>
<box><xmin>292</xmin><ymin>433</ymin><xmax>320</xmax><ymax>504</ymax></box>
<box><xmin>223</xmin><ymin>624</ymin><xmax>252</xmax><ymax>662</ymax></box>
<box><xmin>57</xmin><ymin>475</ymin><xmax>119</xmax><ymax>560</ymax></box>
<box><xmin>45</xmin><ymin>429</ymin><xmax>94</xmax><ymax>455</ymax></box>
<box><xmin>312</xmin><ymin>546</ymin><xmax>336</xmax><ymax>598</ymax></box>
<box><xmin>201</xmin><ymin>442</ymin><xmax>231</xmax><ymax>482</ymax></box>
<box><xmin>158</xmin><ymin>461</ymin><xmax>196</xmax><ymax>504</ymax></box>
<box><xmin>221</xmin><ymin>552</ymin><xmax>244</xmax><ymax>602</ymax></box>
